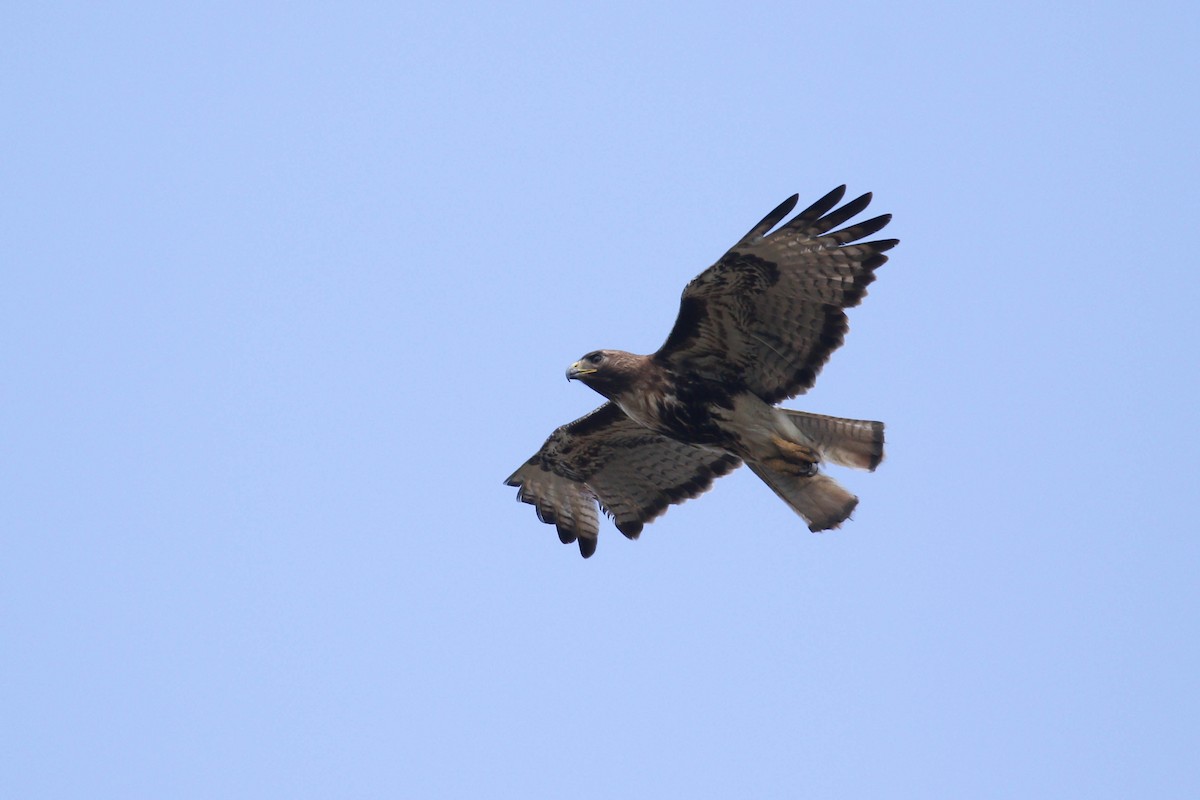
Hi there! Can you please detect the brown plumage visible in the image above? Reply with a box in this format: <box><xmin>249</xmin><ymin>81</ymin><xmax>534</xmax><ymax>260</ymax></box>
<box><xmin>506</xmin><ymin>186</ymin><xmax>897</xmax><ymax>557</ymax></box>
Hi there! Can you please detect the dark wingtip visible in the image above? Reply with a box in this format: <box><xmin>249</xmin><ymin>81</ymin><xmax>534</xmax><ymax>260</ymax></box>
<box><xmin>776</xmin><ymin>193</ymin><xmax>800</xmax><ymax>215</ymax></box>
<box><xmin>578</xmin><ymin>537</ymin><xmax>597</xmax><ymax>558</ymax></box>
<box><xmin>615</xmin><ymin>519</ymin><xmax>643</xmax><ymax>540</ymax></box>
<box><xmin>824</xmin><ymin>184</ymin><xmax>849</xmax><ymax>205</ymax></box>
<box><xmin>785</xmin><ymin>185</ymin><xmax>849</xmax><ymax>232</ymax></box>
<box><xmin>812</xmin><ymin>192</ymin><xmax>872</xmax><ymax>233</ymax></box>
<box><xmin>861</xmin><ymin>253</ymin><xmax>890</xmax><ymax>271</ymax></box>
<box><xmin>742</xmin><ymin>194</ymin><xmax>801</xmax><ymax>242</ymax></box>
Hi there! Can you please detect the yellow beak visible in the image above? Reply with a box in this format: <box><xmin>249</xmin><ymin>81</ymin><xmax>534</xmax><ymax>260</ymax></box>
<box><xmin>566</xmin><ymin>362</ymin><xmax>597</xmax><ymax>380</ymax></box>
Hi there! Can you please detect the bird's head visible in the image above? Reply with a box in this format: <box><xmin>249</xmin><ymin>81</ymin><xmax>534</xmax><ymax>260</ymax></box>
<box><xmin>566</xmin><ymin>349</ymin><xmax>638</xmax><ymax>399</ymax></box>
<box><xmin>566</xmin><ymin>350</ymin><xmax>606</xmax><ymax>381</ymax></box>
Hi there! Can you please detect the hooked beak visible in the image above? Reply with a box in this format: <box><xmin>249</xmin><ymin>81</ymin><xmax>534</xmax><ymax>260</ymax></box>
<box><xmin>566</xmin><ymin>361</ymin><xmax>596</xmax><ymax>381</ymax></box>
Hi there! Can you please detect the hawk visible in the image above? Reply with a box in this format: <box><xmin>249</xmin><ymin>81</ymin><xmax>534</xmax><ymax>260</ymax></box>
<box><xmin>506</xmin><ymin>186</ymin><xmax>897</xmax><ymax>557</ymax></box>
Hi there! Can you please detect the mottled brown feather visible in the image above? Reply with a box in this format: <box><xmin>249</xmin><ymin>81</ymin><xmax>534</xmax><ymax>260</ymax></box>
<box><xmin>507</xmin><ymin>187</ymin><xmax>895</xmax><ymax>556</ymax></box>
<box><xmin>506</xmin><ymin>403</ymin><xmax>741</xmax><ymax>557</ymax></box>
<box><xmin>656</xmin><ymin>187</ymin><xmax>897</xmax><ymax>404</ymax></box>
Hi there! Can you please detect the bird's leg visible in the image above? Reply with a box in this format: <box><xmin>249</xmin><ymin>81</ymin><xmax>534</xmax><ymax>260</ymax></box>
<box><xmin>763</xmin><ymin>436</ymin><xmax>819</xmax><ymax>477</ymax></box>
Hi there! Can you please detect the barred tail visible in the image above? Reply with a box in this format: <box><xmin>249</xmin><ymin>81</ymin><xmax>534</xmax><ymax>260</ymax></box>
<box><xmin>782</xmin><ymin>410</ymin><xmax>885</xmax><ymax>471</ymax></box>
<box><xmin>746</xmin><ymin>463</ymin><xmax>859</xmax><ymax>533</ymax></box>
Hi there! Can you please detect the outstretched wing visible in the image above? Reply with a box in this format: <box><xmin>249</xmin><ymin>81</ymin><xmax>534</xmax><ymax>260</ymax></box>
<box><xmin>656</xmin><ymin>186</ymin><xmax>898</xmax><ymax>404</ymax></box>
<box><xmin>505</xmin><ymin>403</ymin><xmax>741</xmax><ymax>557</ymax></box>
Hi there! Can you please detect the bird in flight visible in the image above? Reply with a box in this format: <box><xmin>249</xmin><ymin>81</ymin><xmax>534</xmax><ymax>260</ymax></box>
<box><xmin>506</xmin><ymin>186</ymin><xmax>897</xmax><ymax>557</ymax></box>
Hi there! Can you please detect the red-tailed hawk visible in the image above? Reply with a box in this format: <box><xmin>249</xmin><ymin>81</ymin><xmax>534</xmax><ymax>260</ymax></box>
<box><xmin>506</xmin><ymin>186</ymin><xmax>896</xmax><ymax>557</ymax></box>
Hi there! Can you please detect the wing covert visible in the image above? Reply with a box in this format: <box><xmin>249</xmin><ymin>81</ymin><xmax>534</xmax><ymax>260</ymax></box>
<box><xmin>656</xmin><ymin>186</ymin><xmax>897</xmax><ymax>403</ymax></box>
<box><xmin>505</xmin><ymin>403</ymin><xmax>741</xmax><ymax>557</ymax></box>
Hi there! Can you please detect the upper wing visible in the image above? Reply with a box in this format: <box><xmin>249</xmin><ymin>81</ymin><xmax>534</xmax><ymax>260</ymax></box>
<box><xmin>505</xmin><ymin>402</ymin><xmax>741</xmax><ymax>558</ymax></box>
<box><xmin>655</xmin><ymin>186</ymin><xmax>898</xmax><ymax>404</ymax></box>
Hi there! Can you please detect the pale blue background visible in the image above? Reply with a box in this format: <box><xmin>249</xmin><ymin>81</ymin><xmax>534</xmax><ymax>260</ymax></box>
<box><xmin>4</xmin><ymin>2</ymin><xmax>1197</xmax><ymax>798</ymax></box>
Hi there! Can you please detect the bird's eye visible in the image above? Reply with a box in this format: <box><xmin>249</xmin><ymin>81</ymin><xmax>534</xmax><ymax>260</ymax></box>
<box><xmin>587</xmin><ymin>353</ymin><xmax>603</xmax><ymax>364</ymax></box>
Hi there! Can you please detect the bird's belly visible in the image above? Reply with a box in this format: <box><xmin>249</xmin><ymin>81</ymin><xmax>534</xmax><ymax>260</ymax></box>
<box><xmin>615</xmin><ymin>392</ymin><xmax>733</xmax><ymax>447</ymax></box>
<box><xmin>659</xmin><ymin>404</ymin><xmax>731</xmax><ymax>445</ymax></box>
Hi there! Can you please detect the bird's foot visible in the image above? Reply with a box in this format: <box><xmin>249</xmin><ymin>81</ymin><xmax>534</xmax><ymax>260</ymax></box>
<box><xmin>765</xmin><ymin>437</ymin><xmax>819</xmax><ymax>476</ymax></box>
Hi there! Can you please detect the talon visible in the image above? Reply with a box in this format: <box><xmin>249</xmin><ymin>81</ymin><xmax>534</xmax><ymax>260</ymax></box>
<box><xmin>766</xmin><ymin>436</ymin><xmax>820</xmax><ymax>475</ymax></box>
<box><xmin>762</xmin><ymin>456</ymin><xmax>818</xmax><ymax>477</ymax></box>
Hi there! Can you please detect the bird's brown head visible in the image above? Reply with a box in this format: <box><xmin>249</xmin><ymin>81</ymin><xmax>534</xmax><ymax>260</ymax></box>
<box><xmin>566</xmin><ymin>349</ymin><xmax>639</xmax><ymax>400</ymax></box>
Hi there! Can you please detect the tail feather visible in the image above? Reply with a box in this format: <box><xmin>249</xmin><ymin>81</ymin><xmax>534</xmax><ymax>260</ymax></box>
<box><xmin>782</xmin><ymin>410</ymin><xmax>884</xmax><ymax>471</ymax></box>
<box><xmin>746</xmin><ymin>463</ymin><xmax>859</xmax><ymax>532</ymax></box>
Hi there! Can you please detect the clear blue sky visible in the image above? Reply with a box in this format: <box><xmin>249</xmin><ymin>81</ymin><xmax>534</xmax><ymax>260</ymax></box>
<box><xmin>4</xmin><ymin>2</ymin><xmax>1197</xmax><ymax>798</ymax></box>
